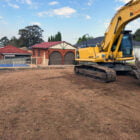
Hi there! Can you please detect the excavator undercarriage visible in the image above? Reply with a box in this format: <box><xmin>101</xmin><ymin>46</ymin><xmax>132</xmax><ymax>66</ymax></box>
<box><xmin>74</xmin><ymin>62</ymin><xmax>140</xmax><ymax>82</ymax></box>
<box><xmin>74</xmin><ymin>64</ymin><xmax>116</xmax><ymax>82</ymax></box>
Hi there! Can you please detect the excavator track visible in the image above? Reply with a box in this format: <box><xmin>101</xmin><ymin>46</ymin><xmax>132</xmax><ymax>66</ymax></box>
<box><xmin>132</xmin><ymin>69</ymin><xmax>140</xmax><ymax>80</ymax></box>
<box><xmin>74</xmin><ymin>64</ymin><xmax>116</xmax><ymax>82</ymax></box>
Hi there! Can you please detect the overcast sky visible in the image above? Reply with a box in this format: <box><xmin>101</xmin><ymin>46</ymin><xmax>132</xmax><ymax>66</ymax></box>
<box><xmin>0</xmin><ymin>0</ymin><xmax>140</xmax><ymax>44</ymax></box>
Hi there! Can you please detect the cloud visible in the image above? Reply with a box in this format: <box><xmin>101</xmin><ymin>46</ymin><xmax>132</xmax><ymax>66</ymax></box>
<box><xmin>116</xmin><ymin>0</ymin><xmax>130</xmax><ymax>3</ymax></box>
<box><xmin>49</xmin><ymin>1</ymin><xmax>59</xmax><ymax>6</ymax></box>
<box><xmin>53</xmin><ymin>7</ymin><xmax>76</xmax><ymax>17</ymax></box>
<box><xmin>0</xmin><ymin>20</ymin><xmax>8</xmax><ymax>25</ymax></box>
<box><xmin>38</xmin><ymin>7</ymin><xmax>76</xmax><ymax>18</ymax></box>
<box><xmin>87</xmin><ymin>0</ymin><xmax>94</xmax><ymax>6</ymax></box>
<box><xmin>3</xmin><ymin>0</ymin><xmax>20</xmax><ymax>9</ymax></box>
<box><xmin>8</xmin><ymin>3</ymin><xmax>20</xmax><ymax>9</ymax></box>
<box><xmin>0</xmin><ymin>16</ymin><xmax>3</xmax><ymax>20</ymax></box>
<box><xmin>15</xmin><ymin>0</ymin><xmax>32</xmax><ymax>5</ymax></box>
<box><xmin>30</xmin><ymin>22</ymin><xmax>41</xmax><ymax>26</ymax></box>
<box><xmin>115</xmin><ymin>5</ymin><xmax>122</xmax><ymax>11</ymax></box>
<box><xmin>25</xmin><ymin>0</ymin><xmax>32</xmax><ymax>5</ymax></box>
<box><xmin>17</xmin><ymin>0</ymin><xmax>32</xmax><ymax>5</ymax></box>
<box><xmin>16</xmin><ymin>0</ymin><xmax>39</xmax><ymax>9</ymax></box>
<box><xmin>85</xmin><ymin>15</ymin><xmax>91</xmax><ymax>20</ymax></box>
<box><xmin>0</xmin><ymin>16</ymin><xmax>8</xmax><ymax>25</ymax></box>
<box><xmin>38</xmin><ymin>11</ymin><xmax>48</xmax><ymax>17</ymax></box>
<box><xmin>126</xmin><ymin>19</ymin><xmax>140</xmax><ymax>32</ymax></box>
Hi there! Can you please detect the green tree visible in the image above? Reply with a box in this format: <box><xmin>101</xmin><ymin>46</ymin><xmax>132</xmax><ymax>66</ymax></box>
<box><xmin>48</xmin><ymin>37</ymin><xmax>50</xmax><ymax>42</ymax></box>
<box><xmin>0</xmin><ymin>36</ymin><xmax>9</xmax><ymax>47</ymax></box>
<box><xmin>18</xmin><ymin>25</ymin><xmax>44</xmax><ymax>48</ymax></box>
<box><xmin>134</xmin><ymin>29</ymin><xmax>140</xmax><ymax>41</ymax></box>
<box><xmin>9</xmin><ymin>36</ymin><xmax>18</xmax><ymax>47</ymax></box>
<box><xmin>51</xmin><ymin>36</ymin><xmax>55</xmax><ymax>41</ymax></box>
<box><xmin>56</xmin><ymin>32</ymin><xmax>62</xmax><ymax>41</ymax></box>
<box><xmin>77</xmin><ymin>35</ymin><xmax>94</xmax><ymax>44</ymax></box>
<box><xmin>8</xmin><ymin>36</ymin><xmax>24</xmax><ymax>47</ymax></box>
<box><xmin>48</xmin><ymin>32</ymin><xmax>62</xmax><ymax>42</ymax></box>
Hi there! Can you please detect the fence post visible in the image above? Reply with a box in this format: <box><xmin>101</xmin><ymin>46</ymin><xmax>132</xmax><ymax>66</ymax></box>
<box><xmin>12</xmin><ymin>59</ymin><xmax>14</xmax><ymax>67</ymax></box>
<box><xmin>31</xmin><ymin>57</ymin><xmax>32</xmax><ymax>68</ymax></box>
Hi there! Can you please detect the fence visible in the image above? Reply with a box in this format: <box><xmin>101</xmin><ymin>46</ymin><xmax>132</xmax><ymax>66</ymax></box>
<box><xmin>0</xmin><ymin>57</ymin><xmax>32</xmax><ymax>67</ymax></box>
<box><xmin>0</xmin><ymin>56</ymin><xmax>73</xmax><ymax>68</ymax></box>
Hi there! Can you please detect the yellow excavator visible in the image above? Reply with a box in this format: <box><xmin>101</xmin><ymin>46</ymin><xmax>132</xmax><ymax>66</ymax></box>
<box><xmin>75</xmin><ymin>0</ymin><xmax>140</xmax><ymax>82</ymax></box>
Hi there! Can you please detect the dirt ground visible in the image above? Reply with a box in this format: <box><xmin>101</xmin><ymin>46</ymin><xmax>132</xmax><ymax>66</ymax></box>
<box><xmin>0</xmin><ymin>67</ymin><xmax>140</xmax><ymax>140</ymax></box>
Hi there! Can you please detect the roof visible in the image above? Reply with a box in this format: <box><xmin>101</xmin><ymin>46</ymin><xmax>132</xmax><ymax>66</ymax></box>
<box><xmin>32</xmin><ymin>41</ymin><xmax>66</xmax><ymax>49</ymax></box>
<box><xmin>0</xmin><ymin>45</ymin><xmax>31</xmax><ymax>55</ymax></box>
<box><xmin>133</xmin><ymin>41</ymin><xmax>140</xmax><ymax>47</ymax></box>
<box><xmin>75</xmin><ymin>37</ymin><xmax>104</xmax><ymax>48</ymax></box>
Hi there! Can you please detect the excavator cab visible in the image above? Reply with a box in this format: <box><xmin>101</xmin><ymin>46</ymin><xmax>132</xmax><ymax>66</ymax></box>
<box><xmin>120</xmin><ymin>31</ymin><xmax>133</xmax><ymax>57</ymax></box>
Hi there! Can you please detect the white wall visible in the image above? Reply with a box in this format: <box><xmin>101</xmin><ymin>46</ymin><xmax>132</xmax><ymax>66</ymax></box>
<box><xmin>51</xmin><ymin>42</ymin><xmax>75</xmax><ymax>50</ymax></box>
<box><xmin>134</xmin><ymin>47</ymin><xmax>140</xmax><ymax>60</ymax></box>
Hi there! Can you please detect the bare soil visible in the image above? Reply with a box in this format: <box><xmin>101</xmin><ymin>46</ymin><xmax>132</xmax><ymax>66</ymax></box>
<box><xmin>0</xmin><ymin>68</ymin><xmax>140</xmax><ymax>140</ymax></box>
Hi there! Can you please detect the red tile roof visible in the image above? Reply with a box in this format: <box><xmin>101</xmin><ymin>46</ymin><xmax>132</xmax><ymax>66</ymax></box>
<box><xmin>32</xmin><ymin>41</ymin><xmax>65</xmax><ymax>49</ymax></box>
<box><xmin>0</xmin><ymin>45</ymin><xmax>31</xmax><ymax>54</ymax></box>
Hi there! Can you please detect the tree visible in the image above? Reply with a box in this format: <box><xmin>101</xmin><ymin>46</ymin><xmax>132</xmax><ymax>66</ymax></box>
<box><xmin>9</xmin><ymin>36</ymin><xmax>18</xmax><ymax>47</ymax></box>
<box><xmin>18</xmin><ymin>25</ymin><xmax>44</xmax><ymax>48</ymax></box>
<box><xmin>55</xmin><ymin>32</ymin><xmax>62</xmax><ymax>41</ymax></box>
<box><xmin>48</xmin><ymin>37</ymin><xmax>50</xmax><ymax>42</ymax></box>
<box><xmin>48</xmin><ymin>32</ymin><xmax>62</xmax><ymax>42</ymax></box>
<box><xmin>77</xmin><ymin>35</ymin><xmax>94</xmax><ymax>44</ymax></box>
<box><xmin>8</xmin><ymin>36</ymin><xmax>24</xmax><ymax>47</ymax></box>
<box><xmin>0</xmin><ymin>36</ymin><xmax>9</xmax><ymax>47</ymax></box>
<box><xmin>134</xmin><ymin>29</ymin><xmax>140</xmax><ymax>41</ymax></box>
<box><xmin>51</xmin><ymin>36</ymin><xmax>55</xmax><ymax>41</ymax></box>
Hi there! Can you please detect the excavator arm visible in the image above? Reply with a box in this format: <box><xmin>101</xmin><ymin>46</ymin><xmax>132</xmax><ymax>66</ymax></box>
<box><xmin>102</xmin><ymin>0</ymin><xmax>140</xmax><ymax>59</ymax></box>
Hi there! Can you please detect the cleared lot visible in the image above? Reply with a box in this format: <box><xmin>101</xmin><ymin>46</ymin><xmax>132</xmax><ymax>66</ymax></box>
<box><xmin>0</xmin><ymin>68</ymin><xmax>140</xmax><ymax>140</ymax></box>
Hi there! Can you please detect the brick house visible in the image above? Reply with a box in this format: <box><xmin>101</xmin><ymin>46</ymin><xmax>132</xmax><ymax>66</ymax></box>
<box><xmin>32</xmin><ymin>41</ymin><xmax>75</xmax><ymax>65</ymax></box>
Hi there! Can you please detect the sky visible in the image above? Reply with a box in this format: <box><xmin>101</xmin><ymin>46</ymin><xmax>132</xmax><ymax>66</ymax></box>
<box><xmin>0</xmin><ymin>0</ymin><xmax>140</xmax><ymax>44</ymax></box>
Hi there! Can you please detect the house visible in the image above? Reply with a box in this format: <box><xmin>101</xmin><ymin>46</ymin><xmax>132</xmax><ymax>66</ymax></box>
<box><xmin>0</xmin><ymin>45</ymin><xmax>31</xmax><ymax>59</ymax></box>
<box><xmin>0</xmin><ymin>45</ymin><xmax>32</xmax><ymax>67</ymax></box>
<box><xmin>75</xmin><ymin>37</ymin><xmax>104</xmax><ymax>48</ymax></box>
<box><xmin>32</xmin><ymin>41</ymin><xmax>75</xmax><ymax>65</ymax></box>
